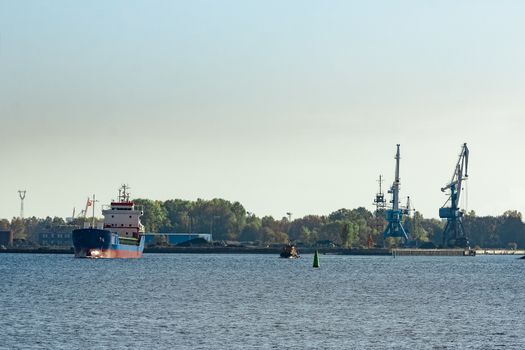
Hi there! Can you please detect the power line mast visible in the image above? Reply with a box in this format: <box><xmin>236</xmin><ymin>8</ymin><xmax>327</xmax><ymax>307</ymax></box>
<box><xmin>371</xmin><ymin>175</ymin><xmax>387</xmax><ymax>248</ymax></box>
<box><xmin>18</xmin><ymin>190</ymin><xmax>26</xmax><ymax>219</ymax></box>
<box><xmin>373</xmin><ymin>175</ymin><xmax>387</xmax><ymax>213</ymax></box>
<box><xmin>439</xmin><ymin>143</ymin><xmax>470</xmax><ymax>248</ymax></box>
<box><xmin>383</xmin><ymin>144</ymin><xmax>409</xmax><ymax>244</ymax></box>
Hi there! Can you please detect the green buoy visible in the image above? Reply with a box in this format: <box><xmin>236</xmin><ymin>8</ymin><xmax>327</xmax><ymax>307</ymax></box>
<box><xmin>313</xmin><ymin>250</ymin><xmax>320</xmax><ymax>268</ymax></box>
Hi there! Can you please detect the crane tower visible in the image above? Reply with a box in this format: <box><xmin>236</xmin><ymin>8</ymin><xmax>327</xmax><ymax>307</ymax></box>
<box><xmin>439</xmin><ymin>143</ymin><xmax>469</xmax><ymax>248</ymax></box>
<box><xmin>383</xmin><ymin>144</ymin><xmax>409</xmax><ymax>243</ymax></box>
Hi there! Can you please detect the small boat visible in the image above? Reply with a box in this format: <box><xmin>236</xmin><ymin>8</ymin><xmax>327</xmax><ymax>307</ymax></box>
<box><xmin>280</xmin><ymin>244</ymin><xmax>299</xmax><ymax>258</ymax></box>
<box><xmin>72</xmin><ymin>185</ymin><xmax>145</xmax><ymax>258</ymax></box>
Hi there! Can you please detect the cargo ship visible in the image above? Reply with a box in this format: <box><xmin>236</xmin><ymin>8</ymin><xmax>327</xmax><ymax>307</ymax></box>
<box><xmin>72</xmin><ymin>185</ymin><xmax>145</xmax><ymax>258</ymax></box>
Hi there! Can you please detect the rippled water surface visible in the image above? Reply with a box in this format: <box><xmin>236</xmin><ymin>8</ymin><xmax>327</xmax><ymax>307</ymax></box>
<box><xmin>1</xmin><ymin>253</ymin><xmax>523</xmax><ymax>349</ymax></box>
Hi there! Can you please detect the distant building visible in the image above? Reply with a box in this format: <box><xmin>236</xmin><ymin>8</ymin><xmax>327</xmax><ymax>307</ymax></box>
<box><xmin>38</xmin><ymin>232</ymin><xmax>73</xmax><ymax>247</ymax></box>
<box><xmin>37</xmin><ymin>230</ymin><xmax>212</xmax><ymax>247</ymax></box>
<box><xmin>38</xmin><ymin>225</ymin><xmax>78</xmax><ymax>247</ymax></box>
<box><xmin>0</xmin><ymin>230</ymin><xmax>13</xmax><ymax>246</ymax></box>
<box><xmin>144</xmin><ymin>233</ymin><xmax>212</xmax><ymax>246</ymax></box>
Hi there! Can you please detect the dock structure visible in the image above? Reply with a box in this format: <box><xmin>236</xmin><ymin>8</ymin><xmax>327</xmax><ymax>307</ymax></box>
<box><xmin>391</xmin><ymin>248</ymin><xmax>476</xmax><ymax>256</ymax></box>
<box><xmin>391</xmin><ymin>248</ymin><xmax>525</xmax><ymax>256</ymax></box>
<box><xmin>475</xmin><ymin>249</ymin><xmax>525</xmax><ymax>255</ymax></box>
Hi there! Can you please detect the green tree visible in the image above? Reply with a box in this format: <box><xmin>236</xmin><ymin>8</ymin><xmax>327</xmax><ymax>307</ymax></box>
<box><xmin>0</xmin><ymin>219</ymin><xmax>10</xmax><ymax>230</ymax></box>
<box><xmin>288</xmin><ymin>215</ymin><xmax>324</xmax><ymax>243</ymax></box>
<box><xmin>133</xmin><ymin>199</ymin><xmax>168</xmax><ymax>233</ymax></box>
<box><xmin>239</xmin><ymin>215</ymin><xmax>262</xmax><ymax>242</ymax></box>
<box><xmin>499</xmin><ymin>212</ymin><xmax>525</xmax><ymax>248</ymax></box>
<box><xmin>410</xmin><ymin>211</ymin><xmax>429</xmax><ymax>243</ymax></box>
<box><xmin>340</xmin><ymin>222</ymin><xmax>357</xmax><ymax>247</ymax></box>
<box><xmin>258</xmin><ymin>227</ymin><xmax>288</xmax><ymax>244</ymax></box>
<box><xmin>419</xmin><ymin>218</ymin><xmax>445</xmax><ymax>245</ymax></box>
<box><xmin>163</xmin><ymin>199</ymin><xmax>193</xmax><ymax>232</ymax></box>
<box><xmin>10</xmin><ymin>217</ymin><xmax>26</xmax><ymax>239</ymax></box>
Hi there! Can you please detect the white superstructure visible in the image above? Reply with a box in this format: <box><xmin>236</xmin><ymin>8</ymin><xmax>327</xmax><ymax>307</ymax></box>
<box><xmin>102</xmin><ymin>185</ymin><xmax>144</xmax><ymax>239</ymax></box>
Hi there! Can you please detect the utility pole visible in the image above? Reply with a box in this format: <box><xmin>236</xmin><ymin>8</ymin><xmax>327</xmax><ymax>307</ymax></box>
<box><xmin>286</xmin><ymin>212</ymin><xmax>292</xmax><ymax>238</ymax></box>
<box><xmin>18</xmin><ymin>190</ymin><xmax>26</xmax><ymax>219</ymax></box>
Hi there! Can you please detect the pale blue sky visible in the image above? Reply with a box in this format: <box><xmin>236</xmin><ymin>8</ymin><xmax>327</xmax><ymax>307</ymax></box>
<box><xmin>1</xmin><ymin>1</ymin><xmax>524</xmax><ymax>219</ymax></box>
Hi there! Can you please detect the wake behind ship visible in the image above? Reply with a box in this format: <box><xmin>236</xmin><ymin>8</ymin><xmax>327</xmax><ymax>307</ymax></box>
<box><xmin>72</xmin><ymin>185</ymin><xmax>145</xmax><ymax>258</ymax></box>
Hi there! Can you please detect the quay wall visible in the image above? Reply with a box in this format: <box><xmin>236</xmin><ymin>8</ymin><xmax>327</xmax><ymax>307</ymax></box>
<box><xmin>1</xmin><ymin>247</ymin><xmax>525</xmax><ymax>257</ymax></box>
<box><xmin>475</xmin><ymin>249</ymin><xmax>525</xmax><ymax>255</ymax></box>
<box><xmin>391</xmin><ymin>249</ymin><xmax>472</xmax><ymax>256</ymax></box>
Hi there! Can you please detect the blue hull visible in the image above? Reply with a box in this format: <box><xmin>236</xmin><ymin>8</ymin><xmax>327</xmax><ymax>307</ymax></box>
<box><xmin>72</xmin><ymin>228</ymin><xmax>144</xmax><ymax>258</ymax></box>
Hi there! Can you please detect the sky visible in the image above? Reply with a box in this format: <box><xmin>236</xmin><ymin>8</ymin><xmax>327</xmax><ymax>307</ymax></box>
<box><xmin>1</xmin><ymin>1</ymin><xmax>524</xmax><ymax>220</ymax></box>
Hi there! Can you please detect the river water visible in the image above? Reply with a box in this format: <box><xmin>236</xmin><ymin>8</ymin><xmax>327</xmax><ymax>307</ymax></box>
<box><xmin>0</xmin><ymin>253</ymin><xmax>523</xmax><ymax>349</ymax></box>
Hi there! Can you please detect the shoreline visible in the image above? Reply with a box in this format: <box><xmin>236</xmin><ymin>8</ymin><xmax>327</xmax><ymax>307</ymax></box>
<box><xmin>2</xmin><ymin>247</ymin><xmax>523</xmax><ymax>256</ymax></box>
<box><xmin>0</xmin><ymin>247</ymin><xmax>391</xmax><ymax>255</ymax></box>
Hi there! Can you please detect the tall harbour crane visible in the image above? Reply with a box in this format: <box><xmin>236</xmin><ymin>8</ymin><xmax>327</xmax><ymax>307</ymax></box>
<box><xmin>439</xmin><ymin>143</ymin><xmax>469</xmax><ymax>248</ymax></box>
<box><xmin>383</xmin><ymin>144</ymin><xmax>409</xmax><ymax>243</ymax></box>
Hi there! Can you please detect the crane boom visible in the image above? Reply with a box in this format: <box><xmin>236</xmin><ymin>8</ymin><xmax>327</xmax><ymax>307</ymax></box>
<box><xmin>392</xmin><ymin>144</ymin><xmax>401</xmax><ymax>211</ymax></box>
<box><xmin>441</xmin><ymin>143</ymin><xmax>469</xmax><ymax>201</ymax></box>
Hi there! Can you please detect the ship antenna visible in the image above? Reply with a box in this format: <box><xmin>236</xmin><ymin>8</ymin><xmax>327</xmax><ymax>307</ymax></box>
<box><xmin>120</xmin><ymin>184</ymin><xmax>130</xmax><ymax>202</ymax></box>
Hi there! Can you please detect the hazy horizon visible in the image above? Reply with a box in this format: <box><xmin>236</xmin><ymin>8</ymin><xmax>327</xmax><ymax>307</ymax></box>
<box><xmin>1</xmin><ymin>1</ymin><xmax>524</xmax><ymax>220</ymax></box>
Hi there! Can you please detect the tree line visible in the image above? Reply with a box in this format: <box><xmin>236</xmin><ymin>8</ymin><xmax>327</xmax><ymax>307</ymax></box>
<box><xmin>2</xmin><ymin>198</ymin><xmax>525</xmax><ymax>249</ymax></box>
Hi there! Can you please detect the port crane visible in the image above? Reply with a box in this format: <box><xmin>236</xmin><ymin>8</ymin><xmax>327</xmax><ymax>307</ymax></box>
<box><xmin>383</xmin><ymin>144</ymin><xmax>409</xmax><ymax>243</ymax></box>
<box><xmin>439</xmin><ymin>143</ymin><xmax>469</xmax><ymax>248</ymax></box>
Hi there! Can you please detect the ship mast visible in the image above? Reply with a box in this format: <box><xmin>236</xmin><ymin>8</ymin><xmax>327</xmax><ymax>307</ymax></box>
<box><xmin>91</xmin><ymin>194</ymin><xmax>98</xmax><ymax>228</ymax></box>
<box><xmin>119</xmin><ymin>184</ymin><xmax>130</xmax><ymax>202</ymax></box>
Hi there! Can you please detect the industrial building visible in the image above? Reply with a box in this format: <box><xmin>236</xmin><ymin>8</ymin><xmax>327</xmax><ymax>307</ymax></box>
<box><xmin>0</xmin><ymin>230</ymin><xmax>13</xmax><ymax>247</ymax></box>
<box><xmin>144</xmin><ymin>233</ymin><xmax>212</xmax><ymax>246</ymax></box>
<box><xmin>37</xmin><ymin>225</ymin><xmax>79</xmax><ymax>247</ymax></box>
<box><xmin>38</xmin><ymin>231</ymin><xmax>73</xmax><ymax>247</ymax></box>
<box><xmin>36</xmin><ymin>230</ymin><xmax>212</xmax><ymax>247</ymax></box>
